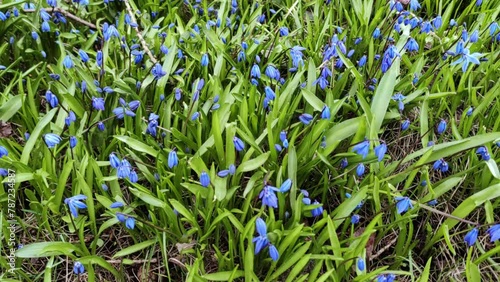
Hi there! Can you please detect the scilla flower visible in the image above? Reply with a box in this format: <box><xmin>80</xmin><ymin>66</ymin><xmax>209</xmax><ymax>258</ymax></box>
<box><xmin>64</xmin><ymin>195</ymin><xmax>87</xmax><ymax>217</ymax></box>
<box><xmin>44</xmin><ymin>133</ymin><xmax>62</xmax><ymax>148</ymax></box>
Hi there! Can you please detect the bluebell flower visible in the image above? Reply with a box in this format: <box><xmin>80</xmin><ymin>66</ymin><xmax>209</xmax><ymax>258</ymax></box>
<box><xmin>47</xmin><ymin>0</ymin><xmax>57</xmax><ymax>7</ymax></box>
<box><xmin>0</xmin><ymin>168</ymin><xmax>8</xmax><ymax>177</ymax></box>
<box><xmin>200</xmin><ymin>171</ymin><xmax>210</xmax><ymax>187</ymax></box>
<box><xmin>433</xmin><ymin>16</ymin><xmax>442</xmax><ymax>29</ymax></box>
<box><xmin>109</xmin><ymin>153</ymin><xmax>121</xmax><ymax>168</ymax></box>
<box><xmin>41</xmin><ymin>21</ymin><xmax>50</xmax><ymax>32</ymax></box>
<box><xmin>201</xmin><ymin>53</ymin><xmax>209</xmax><ymax>67</ymax></box>
<box><xmin>117</xmin><ymin>159</ymin><xmax>131</xmax><ymax>179</ymax></box>
<box><xmin>374</xmin><ymin>143</ymin><xmax>387</xmax><ymax>162</ymax></box>
<box><xmin>490</xmin><ymin>22</ymin><xmax>499</xmax><ymax>36</ymax></box>
<box><xmin>152</xmin><ymin>63</ymin><xmax>167</xmax><ymax>80</ymax></box>
<box><xmin>46</xmin><ymin>90</ymin><xmax>58</xmax><ymax>108</ymax></box>
<box><xmin>372</xmin><ymin>28</ymin><xmax>381</xmax><ymax>39</ymax></box>
<box><xmin>437</xmin><ymin>119</ymin><xmax>447</xmax><ymax>134</ymax></box>
<box><xmin>259</xmin><ymin>184</ymin><xmax>279</xmax><ymax>208</ymax></box>
<box><xmin>44</xmin><ymin>133</ymin><xmax>62</xmax><ymax>148</ymax></box>
<box><xmin>401</xmin><ymin>119</ymin><xmax>410</xmax><ymax>130</ymax></box>
<box><xmin>251</xmin><ymin>64</ymin><xmax>261</xmax><ymax>78</ymax></box>
<box><xmin>352</xmin><ymin>139</ymin><xmax>370</xmax><ymax>159</ymax></box>
<box><xmin>450</xmin><ymin>48</ymin><xmax>482</xmax><ymax>72</ymax></box>
<box><xmin>104</xmin><ymin>24</ymin><xmax>120</xmax><ymax>41</ymax></box>
<box><xmin>420</xmin><ymin>21</ymin><xmax>433</xmax><ymax>33</ymax></box>
<box><xmin>73</xmin><ymin>261</ymin><xmax>85</xmax><ymax>274</ymax></box>
<box><xmin>0</xmin><ymin>146</ymin><xmax>8</xmax><ymax>158</ymax></box>
<box><xmin>466</xmin><ymin>107</ymin><xmax>473</xmax><ymax>116</ymax></box>
<box><xmin>351</xmin><ymin>214</ymin><xmax>361</xmax><ymax>224</ymax></box>
<box><xmin>280</xmin><ymin>131</ymin><xmax>287</xmax><ymax>142</ymax></box>
<box><xmin>476</xmin><ymin>0</ymin><xmax>482</xmax><ymax>6</ymax></box>
<box><xmin>233</xmin><ymin>136</ymin><xmax>245</xmax><ymax>151</ymax></box>
<box><xmin>31</xmin><ymin>31</ymin><xmax>39</xmax><ymax>40</ymax></box>
<box><xmin>432</xmin><ymin>158</ymin><xmax>449</xmax><ymax>172</ymax></box>
<box><xmin>290</xmin><ymin>46</ymin><xmax>306</xmax><ymax>68</ymax></box>
<box><xmin>253</xmin><ymin>218</ymin><xmax>269</xmax><ymax>254</ymax></box>
<box><xmin>464</xmin><ymin>228</ymin><xmax>479</xmax><ymax>246</ymax></box>
<box><xmin>129</xmin><ymin>170</ymin><xmax>138</xmax><ymax>183</ymax></box>
<box><xmin>269</xmin><ymin>245</ymin><xmax>279</xmax><ymax>261</ymax></box>
<box><xmin>487</xmin><ymin>224</ymin><xmax>500</xmax><ymax>242</ymax></box>
<box><xmin>409</xmin><ymin>0</ymin><xmax>421</xmax><ymax>10</ymax></box>
<box><xmin>63</xmin><ymin>55</ymin><xmax>74</xmax><ymax>69</ymax></box>
<box><xmin>311</xmin><ymin>200</ymin><xmax>323</xmax><ymax>217</ymax></box>
<box><xmin>168</xmin><ymin>150</ymin><xmax>178</xmax><ymax>168</ymax></box>
<box><xmin>357</xmin><ymin>258</ymin><xmax>365</xmax><ymax>271</ymax></box>
<box><xmin>97</xmin><ymin>121</ymin><xmax>105</xmax><ymax>131</ymax></box>
<box><xmin>92</xmin><ymin>97</ymin><xmax>105</xmax><ymax>111</ymax></box>
<box><xmin>427</xmin><ymin>199</ymin><xmax>438</xmax><ymax>206</ymax></box>
<box><xmin>64</xmin><ymin>195</ymin><xmax>87</xmax><ymax>217</ymax></box>
<box><xmin>125</xmin><ymin>217</ymin><xmax>136</xmax><ymax>229</ymax></box>
<box><xmin>69</xmin><ymin>136</ymin><xmax>77</xmax><ymax>149</ymax></box>
<box><xmin>476</xmin><ymin>147</ymin><xmax>491</xmax><ymax>161</ymax></box>
<box><xmin>405</xmin><ymin>38</ymin><xmax>419</xmax><ymax>52</ymax></box>
<box><xmin>299</xmin><ymin>114</ymin><xmax>313</xmax><ymax>125</ymax></box>
<box><xmin>340</xmin><ymin>158</ymin><xmax>348</xmax><ymax>169</ymax></box>
<box><xmin>469</xmin><ymin>30</ymin><xmax>479</xmax><ymax>43</ymax></box>
<box><xmin>264</xmin><ymin>86</ymin><xmax>275</xmax><ymax>100</ymax></box>
<box><xmin>191</xmin><ymin>112</ymin><xmax>200</xmax><ymax>121</ymax></box>
<box><xmin>358</xmin><ymin>55</ymin><xmax>367</xmax><ymax>67</ymax></box>
<box><xmin>228</xmin><ymin>164</ymin><xmax>236</xmax><ymax>175</ymax></box>
<box><xmin>395</xmin><ymin>196</ymin><xmax>413</xmax><ymax>214</ymax></box>
<box><xmin>356</xmin><ymin>164</ymin><xmax>365</xmax><ymax>177</ymax></box>
<box><xmin>78</xmin><ymin>49</ymin><xmax>89</xmax><ymax>63</ymax></box>
<box><xmin>237</xmin><ymin>51</ymin><xmax>246</xmax><ymax>62</ymax></box>
<box><xmin>274</xmin><ymin>144</ymin><xmax>283</xmax><ymax>152</ymax></box>
<box><xmin>24</xmin><ymin>132</ymin><xmax>30</xmax><ymax>141</ymax></box>
<box><xmin>279</xmin><ymin>179</ymin><xmax>292</xmax><ymax>193</ymax></box>
<box><xmin>321</xmin><ymin>105</ymin><xmax>331</xmax><ymax>120</ymax></box>
<box><xmin>279</xmin><ymin>27</ymin><xmax>289</xmax><ymax>36</ymax></box>
<box><xmin>265</xmin><ymin>65</ymin><xmax>280</xmax><ymax>80</ymax></box>
<box><xmin>110</xmin><ymin>202</ymin><xmax>124</xmax><ymax>208</ymax></box>
<box><xmin>427</xmin><ymin>141</ymin><xmax>435</xmax><ymax>147</ymax></box>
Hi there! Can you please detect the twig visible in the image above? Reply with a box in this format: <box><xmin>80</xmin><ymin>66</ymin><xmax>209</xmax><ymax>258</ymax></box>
<box><xmin>23</xmin><ymin>8</ymin><xmax>97</xmax><ymax>30</ymax></box>
<box><xmin>418</xmin><ymin>203</ymin><xmax>478</xmax><ymax>226</ymax></box>
<box><xmin>122</xmin><ymin>0</ymin><xmax>158</xmax><ymax>64</ymax></box>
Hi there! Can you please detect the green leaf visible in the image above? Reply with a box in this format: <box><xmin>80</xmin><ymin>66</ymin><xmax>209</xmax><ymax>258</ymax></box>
<box><xmin>112</xmin><ymin>239</ymin><xmax>157</xmax><ymax>258</ymax></box>
<box><xmin>0</xmin><ymin>95</ymin><xmax>23</xmax><ymax>121</ymax></box>
<box><xmin>16</xmin><ymin>242</ymin><xmax>80</xmax><ymax>258</ymax></box>
<box><xmin>237</xmin><ymin>152</ymin><xmax>270</xmax><ymax>173</ymax></box>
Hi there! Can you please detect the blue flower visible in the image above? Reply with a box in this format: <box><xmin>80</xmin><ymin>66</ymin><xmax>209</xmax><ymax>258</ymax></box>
<box><xmin>109</xmin><ymin>153</ymin><xmax>121</xmax><ymax>168</ymax></box>
<box><xmin>97</xmin><ymin>121</ymin><xmax>105</xmax><ymax>131</ymax></box>
<box><xmin>251</xmin><ymin>64</ymin><xmax>261</xmax><ymax>78</ymax></box>
<box><xmin>433</xmin><ymin>158</ymin><xmax>449</xmax><ymax>172</ymax></box>
<box><xmin>279</xmin><ymin>27</ymin><xmax>289</xmax><ymax>36</ymax></box>
<box><xmin>464</xmin><ymin>228</ymin><xmax>479</xmax><ymax>246</ymax></box>
<box><xmin>259</xmin><ymin>184</ymin><xmax>279</xmax><ymax>208</ymax></box>
<box><xmin>269</xmin><ymin>244</ymin><xmax>279</xmax><ymax>261</ymax></box>
<box><xmin>125</xmin><ymin>217</ymin><xmax>136</xmax><ymax>229</ymax></box>
<box><xmin>73</xmin><ymin>261</ymin><xmax>85</xmax><ymax>274</ymax></box>
<box><xmin>92</xmin><ymin>97</ymin><xmax>105</xmax><ymax>111</ymax></box>
<box><xmin>104</xmin><ymin>24</ymin><xmax>120</xmax><ymax>41</ymax></box>
<box><xmin>401</xmin><ymin>119</ymin><xmax>410</xmax><ymax>131</ymax></box>
<box><xmin>450</xmin><ymin>48</ymin><xmax>482</xmax><ymax>72</ymax></box>
<box><xmin>168</xmin><ymin>150</ymin><xmax>179</xmax><ymax>168</ymax></box>
<box><xmin>191</xmin><ymin>112</ymin><xmax>200</xmax><ymax>121</ymax></box>
<box><xmin>409</xmin><ymin>0</ymin><xmax>421</xmax><ymax>10</ymax></box>
<box><xmin>352</xmin><ymin>139</ymin><xmax>370</xmax><ymax>159</ymax></box>
<box><xmin>45</xmin><ymin>90</ymin><xmax>58</xmax><ymax>108</ymax></box>
<box><xmin>151</xmin><ymin>63</ymin><xmax>167</xmax><ymax>80</ymax></box>
<box><xmin>200</xmin><ymin>171</ymin><xmax>210</xmax><ymax>187</ymax></box>
<box><xmin>321</xmin><ymin>105</ymin><xmax>331</xmax><ymax>120</ymax></box>
<box><xmin>0</xmin><ymin>168</ymin><xmax>8</xmax><ymax>176</ymax></box>
<box><xmin>117</xmin><ymin>159</ymin><xmax>132</xmax><ymax>179</ymax></box>
<box><xmin>433</xmin><ymin>16</ymin><xmax>442</xmax><ymax>29</ymax></box>
<box><xmin>41</xmin><ymin>21</ymin><xmax>50</xmax><ymax>32</ymax></box>
<box><xmin>405</xmin><ymin>38</ymin><xmax>419</xmax><ymax>52</ymax></box>
<box><xmin>351</xmin><ymin>214</ymin><xmax>360</xmax><ymax>224</ymax></box>
<box><xmin>253</xmin><ymin>218</ymin><xmax>269</xmax><ymax>254</ymax></box>
<box><xmin>265</xmin><ymin>65</ymin><xmax>280</xmax><ymax>80</ymax></box>
<box><xmin>279</xmin><ymin>179</ymin><xmax>292</xmax><ymax>193</ymax></box>
<box><xmin>357</xmin><ymin>258</ymin><xmax>365</xmax><ymax>271</ymax></box>
<box><xmin>340</xmin><ymin>158</ymin><xmax>348</xmax><ymax>169</ymax></box>
<box><xmin>311</xmin><ymin>200</ymin><xmax>323</xmax><ymax>217</ymax></box>
<box><xmin>358</xmin><ymin>55</ymin><xmax>367</xmax><ymax>67</ymax></box>
<box><xmin>299</xmin><ymin>113</ymin><xmax>313</xmax><ymax>125</ymax></box>
<box><xmin>469</xmin><ymin>30</ymin><xmax>479</xmax><ymax>43</ymax></box>
<box><xmin>233</xmin><ymin>136</ymin><xmax>245</xmax><ymax>151</ymax></box>
<box><xmin>371</xmin><ymin>143</ymin><xmax>386</xmax><ymax>163</ymax></box>
<box><xmin>63</xmin><ymin>55</ymin><xmax>74</xmax><ymax>69</ymax></box>
<box><xmin>44</xmin><ymin>133</ymin><xmax>62</xmax><ymax>148</ymax></box>
<box><xmin>466</xmin><ymin>107</ymin><xmax>473</xmax><ymax>116</ymax></box>
<box><xmin>69</xmin><ymin>136</ymin><xmax>77</xmax><ymax>149</ymax></box>
<box><xmin>487</xmin><ymin>224</ymin><xmax>500</xmax><ymax>242</ymax></box>
<box><xmin>129</xmin><ymin>170</ymin><xmax>138</xmax><ymax>183</ymax></box>
<box><xmin>372</xmin><ymin>28</ymin><xmax>381</xmax><ymax>39</ymax></box>
<box><xmin>395</xmin><ymin>196</ymin><xmax>413</xmax><ymax>214</ymax></box>
<box><xmin>47</xmin><ymin>0</ymin><xmax>57</xmax><ymax>7</ymax></box>
<box><xmin>64</xmin><ymin>195</ymin><xmax>87</xmax><ymax>217</ymax></box>
<box><xmin>264</xmin><ymin>86</ymin><xmax>275</xmax><ymax>100</ymax></box>
<box><xmin>437</xmin><ymin>119</ymin><xmax>447</xmax><ymax>134</ymax></box>
<box><xmin>356</xmin><ymin>164</ymin><xmax>365</xmax><ymax>177</ymax></box>
<box><xmin>201</xmin><ymin>53</ymin><xmax>209</xmax><ymax>67</ymax></box>
<box><xmin>110</xmin><ymin>202</ymin><xmax>124</xmax><ymax>208</ymax></box>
